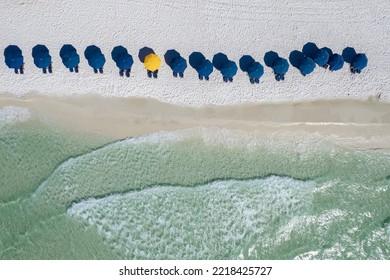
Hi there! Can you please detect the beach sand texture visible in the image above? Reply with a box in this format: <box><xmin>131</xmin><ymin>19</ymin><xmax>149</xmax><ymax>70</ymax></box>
<box><xmin>1</xmin><ymin>0</ymin><xmax>390</xmax><ymax>105</ymax></box>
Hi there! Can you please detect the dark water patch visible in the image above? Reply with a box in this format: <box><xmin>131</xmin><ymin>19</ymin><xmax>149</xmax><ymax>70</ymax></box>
<box><xmin>383</xmin><ymin>216</ymin><xmax>390</xmax><ymax>227</ymax></box>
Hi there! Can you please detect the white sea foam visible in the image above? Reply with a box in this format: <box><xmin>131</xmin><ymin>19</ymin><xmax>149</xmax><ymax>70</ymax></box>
<box><xmin>32</xmin><ymin>126</ymin><xmax>336</xmax><ymax>207</ymax></box>
<box><xmin>68</xmin><ymin>176</ymin><xmax>316</xmax><ymax>259</ymax></box>
<box><xmin>0</xmin><ymin>106</ymin><xmax>31</xmax><ymax>125</ymax></box>
<box><xmin>129</xmin><ymin>127</ymin><xmax>335</xmax><ymax>153</ymax></box>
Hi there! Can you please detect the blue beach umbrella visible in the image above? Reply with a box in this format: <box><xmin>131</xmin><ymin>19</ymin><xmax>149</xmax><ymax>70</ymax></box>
<box><xmin>164</xmin><ymin>49</ymin><xmax>181</xmax><ymax>66</ymax></box>
<box><xmin>264</xmin><ymin>51</ymin><xmax>280</xmax><ymax>67</ymax></box>
<box><xmin>272</xmin><ymin>58</ymin><xmax>289</xmax><ymax>75</ymax></box>
<box><xmin>352</xmin><ymin>53</ymin><xmax>368</xmax><ymax>70</ymax></box>
<box><xmin>116</xmin><ymin>54</ymin><xmax>134</xmax><ymax>70</ymax></box>
<box><xmin>212</xmin><ymin>53</ymin><xmax>229</xmax><ymax>70</ymax></box>
<box><xmin>302</xmin><ymin>42</ymin><xmax>319</xmax><ymax>58</ymax></box>
<box><xmin>239</xmin><ymin>55</ymin><xmax>255</xmax><ymax>72</ymax></box>
<box><xmin>197</xmin><ymin>59</ymin><xmax>213</xmax><ymax>77</ymax></box>
<box><xmin>4</xmin><ymin>45</ymin><xmax>24</xmax><ymax>69</ymax></box>
<box><xmin>60</xmin><ymin>44</ymin><xmax>80</xmax><ymax>69</ymax></box>
<box><xmin>171</xmin><ymin>56</ymin><xmax>187</xmax><ymax>73</ymax></box>
<box><xmin>85</xmin><ymin>45</ymin><xmax>106</xmax><ymax>69</ymax></box>
<box><xmin>313</xmin><ymin>48</ymin><xmax>330</xmax><ymax>67</ymax></box>
<box><xmin>328</xmin><ymin>54</ymin><xmax>344</xmax><ymax>71</ymax></box>
<box><xmin>323</xmin><ymin>47</ymin><xmax>333</xmax><ymax>57</ymax></box>
<box><xmin>220</xmin><ymin>60</ymin><xmax>238</xmax><ymax>78</ymax></box>
<box><xmin>32</xmin><ymin>45</ymin><xmax>52</xmax><ymax>68</ymax></box>
<box><xmin>189</xmin><ymin>52</ymin><xmax>206</xmax><ymax>69</ymax></box>
<box><xmin>112</xmin><ymin>46</ymin><xmax>133</xmax><ymax>70</ymax></box>
<box><xmin>342</xmin><ymin>47</ymin><xmax>357</xmax><ymax>64</ymax></box>
<box><xmin>111</xmin><ymin>46</ymin><xmax>127</xmax><ymax>61</ymax></box>
<box><xmin>299</xmin><ymin>57</ymin><xmax>315</xmax><ymax>75</ymax></box>
<box><xmin>247</xmin><ymin>62</ymin><xmax>264</xmax><ymax>79</ymax></box>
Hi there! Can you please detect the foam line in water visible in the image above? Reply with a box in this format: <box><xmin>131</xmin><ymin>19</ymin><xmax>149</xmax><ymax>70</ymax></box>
<box><xmin>0</xmin><ymin>106</ymin><xmax>31</xmax><ymax>126</ymax></box>
<box><xmin>68</xmin><ymin>176</ymin><xmax>316</xmax><ymax>259</ymax></box>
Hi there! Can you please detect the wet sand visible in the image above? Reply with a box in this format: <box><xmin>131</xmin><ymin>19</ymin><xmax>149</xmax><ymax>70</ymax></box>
<box><xmin>1</xmin><ymin>93</ymin><xmax>390</xmax><ymax>149</ymax></box>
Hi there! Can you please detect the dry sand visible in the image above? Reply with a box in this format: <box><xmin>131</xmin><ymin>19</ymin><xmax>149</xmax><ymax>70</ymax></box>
<box><xmin>1</xmin><ymin>93</ymin><xmax>389</xmax><ymax>149</ymax></box>
<box><xmin>1</xmin><ymin>0</ymin><xmax>389</xmax><ymax>105</ymax></box>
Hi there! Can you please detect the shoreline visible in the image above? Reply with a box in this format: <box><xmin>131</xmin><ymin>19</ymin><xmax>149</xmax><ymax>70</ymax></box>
<box><xmin>1</xmin><ymin>93</ymin><xmax>389</xmax><ymax>149</ymax></box>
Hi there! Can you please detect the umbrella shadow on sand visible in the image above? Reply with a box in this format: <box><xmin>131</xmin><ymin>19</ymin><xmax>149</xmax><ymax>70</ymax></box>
<box><xmin>342</xmin><ymin>47</ymin><xmax>357</xmax><ymax>64</ymax></box>
<box><xmin>289</xmin><ymin>50</ymin><xmax>305</xmax><ymax>69</ymax></box>
<box><xmin>138</xmin><ymin>47</ymin><xmax>155</xmax><ymax>63</ymax></box>
<box><xmin>264</xmin><ymin>51</ymin><xmax>280</xmax><ymax>68</ymax></box>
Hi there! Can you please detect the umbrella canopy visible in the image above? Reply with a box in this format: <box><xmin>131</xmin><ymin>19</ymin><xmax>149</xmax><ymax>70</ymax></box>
<box><xmin>299</xmin><ymin>57</ymin><xmax>315</xmax><ymax>75</ymax></box>
<box><xmin>264</xmin><ymin>51</ymin><xmax>280</xmax><ymax>67</ymax></box>
<box><xmin>32</xmin><ymin>45</ymin><xmax>52</xmax><ymax>68</ymax></box>
<box><xmin>60</xmin><ymin>44</ymin><xmax>80</xmax><ymax>69</ymax></box>
<box><xmin>164</xmin><ymin>49</ymin><xmax>181</xmax><ymax>66</ymax></box>
<box><xmin>138</xmin><ymin>47</ymin><xmax>154</xmax><ymax>63</ymax></box>
<box><xmin>342</xmin><ymin>47</ymin><xmax>357</xmax><ymax>64</ymax></box>
<box><xmin>302</xmin><ymin>42</ymin><xmax>319</xmax><ymax>58</ymax></box>
<box><xmin>171</xmin><ymin>56</ymin><xmax>187</xmax><ymax>73</ymax></box>
<box><xmin>4</xmin><ymin>45</ymin><xmax>24</xmax><ymax>69</ymax></box>
<box><xmin>313</xmin><ymin>48</ymin><xmax>330</xmax><ymax>67</ymax></box>
<box><xmin>111</xmin><ymin>46</ymin><xmax>133</xmax><ymax>70</ymax></box>
<box><xmin>84</xmin><ymin>45</ymin><xmax>106</xmax><ymax>69</ymax></box>
<box><xmin>111</xmin><ymin>46</ymin><xmax>127</xmax><ymax>61</ymax></box>
<box><xmin>197</xmin><ymin>59</ymin><xmax>213</xmax><ymax>76</ymax></box>
<box><xmin>352</xmin><ymin>53</ymin><xmax>368</xmax><ymax>70</ymax></box>
<box><xmin>144</xmin><ymin>53</ymin><xmax>161</xmax><ymax>71</ymax></box>
<box><xmin>247</xmin><ymin>62</ymin><xmax>264</xmax><ymax>79</ymax></box>
<box><xmin>328</xmin><ymin>54</ymin><xmax>344</xmax><ymax>71</ymax></box>
<box><xmin>189</xmin><ymin>52</ymin><xmax>206</xmax><ymax>69</ymax></box>
<box><xmin>212</xmin><ymin>53</ymin><xmax>229</xmax><ymax>70</ymax></box>
<box><xmin>239</xmin><ymin>55</ymin><xmax>255</xmax><ymax>72</ymax></box>
<box><xmin>115</xmin><ymin>54</ymin><xmax>134</xmax><ymax>70</ymax></box>
<box><xmin>220</xmin><ymin>60</ymin><xmax>238</xmax><ymax>78</ymax></box>
<box><xmin>272</xmin><ymin>58</ymin><xmax>289</xmax><ymax>74</ymax></box>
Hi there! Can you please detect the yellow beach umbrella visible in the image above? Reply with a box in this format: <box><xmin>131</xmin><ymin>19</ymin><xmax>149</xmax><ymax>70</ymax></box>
<box><xmin>144</xmin><ymin>53</ymin><xmax>161</xmax><ymax>71</ymax></box>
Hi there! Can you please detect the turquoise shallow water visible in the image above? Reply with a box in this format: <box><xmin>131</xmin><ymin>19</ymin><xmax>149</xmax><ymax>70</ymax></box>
<box><xmin>0</xmin><ymin>120</ymin><xmax>389</xmax><ymax>259</ymax></box>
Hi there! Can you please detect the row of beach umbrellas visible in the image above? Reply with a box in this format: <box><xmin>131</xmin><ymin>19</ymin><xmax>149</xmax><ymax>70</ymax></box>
<box><xmin>3</xmin><ymin>43</ymin><xmax>368</xmax><ymax>83</ymax></box>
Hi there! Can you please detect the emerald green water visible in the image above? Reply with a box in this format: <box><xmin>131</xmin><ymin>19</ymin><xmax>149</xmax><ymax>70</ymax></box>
<box><xmin>1</xmin><ymin>120</ymin><xmax>389</xmax><ymax>259</ymax></box>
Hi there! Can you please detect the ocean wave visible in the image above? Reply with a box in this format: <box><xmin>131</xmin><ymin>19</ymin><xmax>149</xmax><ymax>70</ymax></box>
<box><xmin>1</xmin><ymin>127</ymin><xmax>389</xmax><ymax>259</ymax></box>
<box><xmin>67</xmin><ymin>175</ymin><xmax>390</xmax><ymax>259</ymax></box>
<box><xmin>68</xmin><ymin>176</ymin><xmax>316</xmax><ymax>259</ymax></box>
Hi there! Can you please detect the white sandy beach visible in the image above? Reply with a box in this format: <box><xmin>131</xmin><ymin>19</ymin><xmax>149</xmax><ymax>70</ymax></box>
<box><xmin>1</xmin><ymin>0</ymin><xmax>390</xmax><ymax>106</ymax></box>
